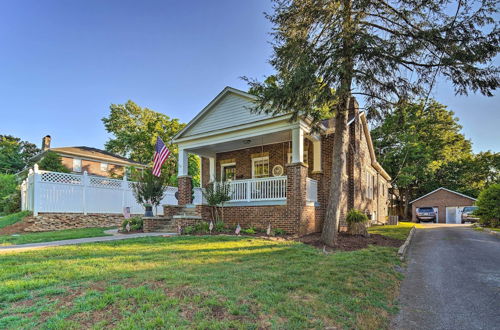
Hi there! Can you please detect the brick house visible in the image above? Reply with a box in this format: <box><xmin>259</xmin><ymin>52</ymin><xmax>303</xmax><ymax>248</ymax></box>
<box><xmin>411</xmin><ymin>187</ymin><xmax>476</xmax><ymax>224</ymax></box>
<box><xmin>31</xmin><ymin>135</ymin><xmax>145</xmax><ymax>177</ymax></box>
<box><xmin>172</xmin><ymin>87</ymin><xmax>391</xmax><ymax>236</ymax></box>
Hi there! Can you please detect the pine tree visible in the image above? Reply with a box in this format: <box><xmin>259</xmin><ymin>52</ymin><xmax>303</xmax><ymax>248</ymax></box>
<box><xmin>246</xmin><ymin>0</ymin><xmax>499</xmax><ymax>246</ymax></box>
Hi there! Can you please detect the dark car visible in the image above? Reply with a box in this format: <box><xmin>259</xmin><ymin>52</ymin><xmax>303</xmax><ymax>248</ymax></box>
<box><xmin>416</xmin><ymin>207</ymin><xmax>437</xmax><ymax>223</ymax></box>
<box><xmin>461</xmin><ymin>206</ymin><xmax>479</xmax><ymax>223</ymax></box>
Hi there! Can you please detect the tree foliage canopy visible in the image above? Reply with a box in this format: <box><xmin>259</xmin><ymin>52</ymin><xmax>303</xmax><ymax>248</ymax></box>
<box><xmin>38</xmin><ymin>151</ymin><xmax>70</xmax><ymax>173</ymax></box>
<box><xmin>245</xmin><ymin>0</ymin><xmax>498</xmax><ymax>244</ymax></box>
<box><xmin>102</xmin><ymin>100</ymin><xmax>200</xmax><ymax>186</ymax></box>
<box><xmin>372</xmin><ymin>100</ymin><xmax>499</xmax><ymax>216</ymax></box>
<box><xmin>0</xmin><ymin>135</ymin><xmax>40</xmax><ymax>174</ymax></box>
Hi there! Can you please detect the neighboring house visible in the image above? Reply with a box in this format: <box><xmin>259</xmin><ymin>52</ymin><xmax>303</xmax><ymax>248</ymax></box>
<box><xmin>31</xmin><ymin>135</ymin><xmax>145</xmax><ymax>177</ymax></box>
<box><xmin>171</xmin><ymin>87</ymin><xmax>391</xmax><ymax>235</ymax></box>
<box><xmin>410</xmin><ymin>187</ymin><xmax>476</xmax><ymax>224</ymax></box>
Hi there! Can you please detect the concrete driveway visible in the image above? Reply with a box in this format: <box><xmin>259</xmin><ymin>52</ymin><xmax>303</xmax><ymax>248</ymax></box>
<box><xmin>392</xmin><ymin>225</ymin><xmax>500</xmax><ymax>330</ymax></box>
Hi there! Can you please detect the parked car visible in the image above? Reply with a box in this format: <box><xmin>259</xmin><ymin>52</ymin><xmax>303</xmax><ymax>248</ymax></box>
<box><xmin>461</xmin><ymin>206</ymin><xmax>479</xmax><ymax>223</ymax></box>
<box><xmin>416</xmin><ymin>207</ymin><xmax>437</xmax><ymax>223</ymax></box>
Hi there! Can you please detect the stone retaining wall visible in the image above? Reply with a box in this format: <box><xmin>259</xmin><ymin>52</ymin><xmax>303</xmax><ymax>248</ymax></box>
<box><xmin>22</xmin><ymin>213</ymin><xmax>127</xmax><ymax>232</ymax></box>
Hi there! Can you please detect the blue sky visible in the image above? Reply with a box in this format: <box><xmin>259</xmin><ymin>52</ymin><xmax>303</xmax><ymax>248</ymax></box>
<box><xmin>0</xmin><ymin>0</ymin><xmax>498</xmax><ymax>153</ymax></box>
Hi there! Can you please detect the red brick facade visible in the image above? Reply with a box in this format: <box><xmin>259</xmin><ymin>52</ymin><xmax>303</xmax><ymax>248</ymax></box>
<box><xmin>175</xmin><ymin>107</ymin><xmax>390</xmax><ymax>235</ymax></box>
<box><xmin>177</xmin><ymin>176</ymin><xmax>193</xmax><ymax>205</ymax></box>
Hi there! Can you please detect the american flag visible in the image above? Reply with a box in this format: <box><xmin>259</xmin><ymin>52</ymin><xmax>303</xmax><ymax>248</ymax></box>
<box><xmin>152</xmin><ymin>136</ymin><xmax>171</xmax><ymax>177</ymax></box>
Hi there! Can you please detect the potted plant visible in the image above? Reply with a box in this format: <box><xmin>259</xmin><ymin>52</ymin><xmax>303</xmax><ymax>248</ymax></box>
<box><xmin>132</xmin><ymin>170</ymin><xmax>168</xmax><ymax>217</ymax></box>
<box><xmin>143</xmin><ymin>203</ymin><xmax>154</xmax><ymax>217</ymax></box>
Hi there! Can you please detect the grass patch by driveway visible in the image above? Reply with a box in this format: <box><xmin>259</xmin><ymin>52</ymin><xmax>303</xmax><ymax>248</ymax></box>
<box><xmin>473</xmin><ymin>226</ymin><xmax>500</xmax><ymax>232</ymax></box>
<box><xmin>0</xmin><ymin>227</ymin><xmax>114</xmax><ymax>246</ymax></box>
<box><xmin>0</xmin><ymin>235</ymin><xmax>403</xmax><ymax>329</ymax></box>
<box><xmin>0</xmin><ymin>211</ymin><xmax>31</xmax><ymax>230</ymax></box>
<box><xmin>368</xmin><ymin>222</ymin><xmax>422</xmax><ymax>240</ymax></box>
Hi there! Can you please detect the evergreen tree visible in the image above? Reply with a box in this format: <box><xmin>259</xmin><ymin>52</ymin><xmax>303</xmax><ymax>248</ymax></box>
<box><xmin>246</xmin><ymin>0</ymin><xmax>498</xmax><ymax>245</ymax></box>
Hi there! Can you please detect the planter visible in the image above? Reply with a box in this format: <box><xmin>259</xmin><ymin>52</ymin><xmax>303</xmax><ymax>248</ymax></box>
<box><xmin>144</xmin><ymin>205</ymin><xmax>154</xmax><ymax>217</ymax></box>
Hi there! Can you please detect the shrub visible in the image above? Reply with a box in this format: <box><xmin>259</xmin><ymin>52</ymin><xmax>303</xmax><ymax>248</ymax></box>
<box><xmin>346</xmin><ymin>209</ymin><xmax>369</xmax><ymax>224</ymax></box>
<box><xmin>273</xmin><ymin>228</ymin><xmax>286</xmax><ymax>236</ymax></box>
<box><xmin>202</xmin><ymin>182</ymin><xmax>232</xmax><ymax>222</ymax></box>
<box><xmin>0</xmin><ymin>174</ymin><xmax>18</xmax><ymax>214</ymax></box>
<box><xmin>214</xmin><ymin>221</ymin><xmax>225</xmax><ymax>232</ymax></box>
<box><xmin>38</xmin><ymin>151</ymin><xmax>70</xmax><ymax>173</ymax></box>
<box><xmin>121</xmin><ymin>216</ymin><xmax>143</xmax><ymax>232</ymax></box>
<box><xmin>242</xmin><ymin>227</ymin><xmax>256</xmax><ymax>235</ymax></box>
<box><xmin>475</xmin><ymin>184</ymin><xmax>500</xmax><ymax>228</ymax></box>
<box><xmin>183</xmin><ymin>226</ymin><xmax>195</xmax><ymax>235</ymax></box>
<box><xmin>346</xmin><ymin>209</ymin><xmax>369</xmax><ymax>236</ymax></box>
<box><xmin>194</xmin><ymin>221</ymin><xmax>210</xmax><ymax>233</ymax></box>
<box><xmin>132</xmin><ymin>170</ymin><xmax>168</xmax><ymax>209</ymax></box>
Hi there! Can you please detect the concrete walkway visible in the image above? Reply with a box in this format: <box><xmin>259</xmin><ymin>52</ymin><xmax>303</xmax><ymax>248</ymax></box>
<box><xmin>392</xmin><ymin>225</ymin><xmax>500</xmax><ymax>330</ymax></box>
<box><xmin>0</xmin><ymin>231</ymin><xmax>176</xmax><ymax>252</ymax></box>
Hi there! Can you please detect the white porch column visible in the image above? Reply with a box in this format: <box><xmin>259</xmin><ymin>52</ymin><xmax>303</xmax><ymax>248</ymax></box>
<box><xmin>209</xmin><ymin>157</ymin><xmax>216</xmax><ymax>182</ymax></box>
<box><xmin>312</xmin><ymin>139</ymin><xmax>322</xmax><ymax>172</ymax></box>
<box><xmin>291</xmin><ymin>127</ymin><xmax>304</xmax><ymax>163</ymax></box>
<box><xmin>178</xmin><ymin>148</ymin><xmax>189</xmax><ymax>177</ymax></box>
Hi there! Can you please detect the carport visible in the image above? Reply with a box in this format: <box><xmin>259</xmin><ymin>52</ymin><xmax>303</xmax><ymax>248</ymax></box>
<box><xmin>410</xmin><ymin>187</ymin><xmax>476</xmax><ymax>224</ymax></box>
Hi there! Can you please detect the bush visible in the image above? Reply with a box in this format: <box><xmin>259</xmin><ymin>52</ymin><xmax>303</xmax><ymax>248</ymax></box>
<box><xmin>346</xmin><ymin>209</ymin><xmax>369</xmax><ymax>237</ymax></box>
<box><xmin>475</xmin><ymin>184</ymin><xmax>500</xmax><ymax>228</ymax></box>
<box><xmin>183</xmin><ymin>226</ymin><xmax>195</xmax><ymax>235</ymax></box>
<box><xmin>214</xmin><ymin>221</ymin><xmax>225</xmax><ymax>232</ymax></box>
<box><xmin>194</xmin><ymin>221</ymin><xmax>210</xmax><ymax>233</ymax></box>
<box><xmin>346</xmin><ymin>209</ymin><xmax>369</xmax><ymax>224</ymax></box>
<box><xmin>0</xmin><ymin>174</ymin><xmax>18</xmax><ymax>215</ymax></box>
<box><xmin>242</xmin><ymin>227</ymin><xmax>256</xmax><ymax>235</ymax></box>
<box><xmin>38</xmin><ymin>151</ymin><xmax>70</xmax><ymax>173</ymax></box>
<box><xmin>121</xmin><ymin>216</ymin><xmax>143</xmax><ymax>232</ymax></box>
<box><xmin>273</xmin><ymin>228</ymin><xmax>286</xmax><ymax>236</ymax></box>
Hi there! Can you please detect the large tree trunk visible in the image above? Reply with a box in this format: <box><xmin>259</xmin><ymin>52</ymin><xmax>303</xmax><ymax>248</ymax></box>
<box><xmin>321</xmin><ymin>110</ymin><xmax>349</xmax><ymax>246</ymax></box>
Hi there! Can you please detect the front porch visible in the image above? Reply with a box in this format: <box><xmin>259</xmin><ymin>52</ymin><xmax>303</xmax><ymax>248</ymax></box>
<box><xmin>178</xmin><ymin>124</ymin><xmax>322</xmax><ymax>205</ymax></box>
<box><xmin>171</xmin><ymin>87</ymin><xmax>328</xmax><ymax>235</ymax></box>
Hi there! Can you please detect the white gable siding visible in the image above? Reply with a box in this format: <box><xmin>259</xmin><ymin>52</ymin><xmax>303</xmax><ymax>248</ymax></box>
<box><xmin>183</xmin><ymin>93</ymin><xmax>273</xmax><ymax>137</ymax></box>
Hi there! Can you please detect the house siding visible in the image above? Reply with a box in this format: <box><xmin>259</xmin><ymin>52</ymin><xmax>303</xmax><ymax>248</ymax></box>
<box><xmin>183</xmin><ymin>93</ymin><xmax>273</xmax><ymax>137</ymax></box>
<box><xmin>60</xmin><ymin>156</ymin><xmax>125</xmax><ymax>177</ymax></box>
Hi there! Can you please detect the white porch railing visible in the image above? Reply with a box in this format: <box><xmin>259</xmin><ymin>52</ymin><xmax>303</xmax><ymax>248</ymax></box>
<box><xmin>306</xmin><ymin>177</ymin><xmax>318</xmax><ymax>203</ymax></box>
<box><xmin>224</xmin><ymin>176</ymin><xmax>287</xmax><ymax>202</ymax></box>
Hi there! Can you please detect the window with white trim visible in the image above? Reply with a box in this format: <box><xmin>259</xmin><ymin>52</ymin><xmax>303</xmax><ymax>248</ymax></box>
<box><xmin>252</xmin><ymin>156</ymin><xmax>269</xmax><ymax>178</ymax></box>
<box><xmin>73</xmin><ymin>158</ymin><xmax>82</xmax><ymax>172</ymax></box>
<box><xmin>100</xmin><ymin>162</ymin><xmax>108</xmax><ymax>172</ymax></box>
<box><xmin>220</xmin><ymin>162</ymin><xmax>236</xmax><ymax>181</ymax></box>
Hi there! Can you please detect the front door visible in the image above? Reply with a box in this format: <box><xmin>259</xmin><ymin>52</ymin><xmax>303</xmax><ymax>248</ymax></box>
<box><xmin>446</xmin><ymin>207</ymin><xmax>458</xmax><ymax>224</ymax></box>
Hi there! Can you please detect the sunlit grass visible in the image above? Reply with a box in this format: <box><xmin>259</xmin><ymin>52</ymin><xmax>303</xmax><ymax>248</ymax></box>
<box><xmin>0</xmin><ymin>235</ymin><xmax>403</xmax><ymax>329</ymax></box>
<box><xmin>368</xmin><ymin>222</ymin><xmax>422</xmax><ymax>240</ymax></box>
<box><xmin>0</xmin><ymin>227</ymin><xmax>114</xmax><ymax>246</ymax></box>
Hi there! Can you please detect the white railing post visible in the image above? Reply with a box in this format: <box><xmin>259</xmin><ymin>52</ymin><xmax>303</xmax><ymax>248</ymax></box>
<box><xmin>33</xmin><ymin>164</ymin><xmax>40</xmax><ymax>216</ymax></box>
<box><xmin>246</xmin><ymin>181</ymin><xmax>251</xmax><ymax>202</ymax></box>
<box><xmin>122</xmin><ymin>175</ymin><xmax>128</xmax><ymax>212</ymax></box>
<box><xmin>82</xmin><ymin>171</ymin><xmax>88</xmax><ymax>215</ymax></box>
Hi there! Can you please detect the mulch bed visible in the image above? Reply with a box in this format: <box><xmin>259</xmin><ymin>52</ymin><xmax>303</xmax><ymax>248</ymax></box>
<box><xmin>0</xmin><ymin>220</ymin><xmax>31</xmax><ymax>235</ymax></box>
<box><xmin>297</xmin><ymin>232</ymin><xmax>404</xmax><ymax>252</ymax></box>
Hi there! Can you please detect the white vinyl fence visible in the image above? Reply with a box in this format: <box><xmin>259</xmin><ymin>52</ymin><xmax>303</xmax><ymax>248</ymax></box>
<box><xmin>21</xmin><ymin>166</ymin><xmax>203</xmax><ymax>216</ymax></box>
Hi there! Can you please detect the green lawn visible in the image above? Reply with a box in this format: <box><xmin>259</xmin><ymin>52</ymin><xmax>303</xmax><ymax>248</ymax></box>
<box><xmin>0</xmin><ymin>211</ymin><xmax>31</xmax><ymax>230</ymax></box>
<box><xmin>0</xmin><ymin>235</ymin><xmax>404</xmax><ymax>329</ymax></box>
<box><xmin>368</xmin><ymin>222</ymin><xmax>422</xmax><ymax>240</ymax></box>
<box><xmin>0</xmin><ymin>227</ymin><xmax>113</xmax><ymax>246</ymax></box>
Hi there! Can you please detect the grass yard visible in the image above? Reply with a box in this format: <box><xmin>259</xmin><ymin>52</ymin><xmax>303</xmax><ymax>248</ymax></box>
<box><xmin>368</xmin><ymin>222</ymin><xmax>422</xmax><ymax>240</ymax></box>
<box><xmin>0</xmin><ymin>211</ymin><xmax>31</xmax><ymax>230</ymax></box>
<box><xmin>0</xmin><ymin>227</ymin><xmax>114</xmax><ymax>246</ymax></box>
<box><xmin>0</xmin><ymin>233</ymin><xmax>407</xmax><ymax>329</ymax></box>
<box><xmin>473</xmin><ymin>226</ymin><xmax>500</xmax><ymax>232</ymax></box>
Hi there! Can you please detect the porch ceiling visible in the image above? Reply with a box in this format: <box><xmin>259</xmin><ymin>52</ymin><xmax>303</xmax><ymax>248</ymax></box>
<box><xmin>186</xmin><ymin>130</ymin><xmax>292</xmax><ymax>156</ymax></box>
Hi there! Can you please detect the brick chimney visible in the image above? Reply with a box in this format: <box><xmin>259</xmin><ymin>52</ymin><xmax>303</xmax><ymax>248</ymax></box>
<box><xmin>42</xmin><ymin>135</ymin><xmax>51</xmax><ymax>151</ymax></box>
